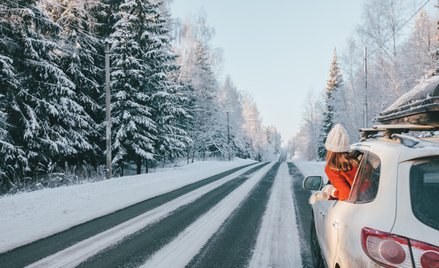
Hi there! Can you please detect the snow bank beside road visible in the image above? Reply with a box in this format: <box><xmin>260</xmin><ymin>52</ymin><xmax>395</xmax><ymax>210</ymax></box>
<box><xmin>0</xmin><ymin>159</ymin><xmax>255</xmax><ymax>253</ymax></box>
<box><xmin>293</xmin><ymin>160</ymin><xmax>326</xmax><ymax>180</ymax></box>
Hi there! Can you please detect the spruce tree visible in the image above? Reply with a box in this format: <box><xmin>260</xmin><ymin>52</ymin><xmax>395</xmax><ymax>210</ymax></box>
<box><xmin>141</xmin><ymin>1</ymin><xmax>190</xmax><ymax>165</ymax></box>
<box><xmin>0</xmin><ymin>1</ymin><xmax>29</xmax><ymax>187</ymax></box>
<box><xmin>109</xmin><ymin>0</ymin><xmax>158</xmax><ymax>174</ymax></box>
<box><xmin>43</xmin><ymin>0</ymin><xmax>105</xmax><ymax>166</ymax></box>
<box><xmin>317</xmin><ymin>49</ymin><xmax>343</xmax><ymax>159</ymax></box>
<box><xmin>0</xmin><ymin>53</ymin><xmax>27</xmax><ymax>189</ymax></box>
<box><xmin>1</xmin><ymin>0</ymin><xmax>93</xmax><ymax>178</ymax></box>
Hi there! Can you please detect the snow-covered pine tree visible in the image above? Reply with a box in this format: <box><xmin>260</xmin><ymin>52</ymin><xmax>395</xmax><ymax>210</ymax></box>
<box><xmin>0</xmin><ymin>53</ymin><xmax>28</xmax><ymax>189</ymax></box>
<box><xmin>109</xmin><ymin>0</ymin><xmax>158</xmax><ymax>174</ymax></box>
<box><xmin>0</xmin><ymin>1</ymin><xmax>30</xmax><ymax>188</ymax></box>
<box><xmin>90</xmin><ymin>0</ymin><xmax>114</xmax><ymax>37</ymax></box>
<box><xmin>179</xmin><ymin>82</ymin><xmax>197</xmax><ymax>164</ymax></box>
<box><xmin>218</xmin><ymin>76</ymin><xmax>247</xmax><ymax>159</ymax></box>
<box><xmin>317</xmin><ymin>49</ymin><xmax>343</xmax><ymax>159</ymax></box>
<box><xmin>0</xmin><ymin>0</ymin><xmax>93</xmax><ymax>179</ymax></box>
<box><xmin>140</xmin><ymin>1</ymin><xmax>190</xmax><ymax>166</ymax></box>
<box><xmin>41</xmin><ymin>0</ymin><xmax>105</xmax><ymax>166</ymax></box>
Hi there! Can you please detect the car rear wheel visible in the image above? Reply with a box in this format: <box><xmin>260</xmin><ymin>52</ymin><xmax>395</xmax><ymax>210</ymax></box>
<box><xmin>311</xmin><ymin>217</ymin><xmax>325</xmax><ymax>268</ymax></box>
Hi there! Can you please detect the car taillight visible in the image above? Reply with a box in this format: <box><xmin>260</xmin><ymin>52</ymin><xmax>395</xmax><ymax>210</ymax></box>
<box><xmin>361</xmin><ymin>227</ymin><xmax>412</xmax><ymax>267</ymax></box>
<box><xmin>362</xmin><ymin>227</ymin><xmax>439</xmax><ymax>268</ymax></box>
<box><xmin>411</xmin><ymin>240</ymin><xmax>439</xmax><ymax>268</ymax></box>
<box><xmin>380</xmin><ymin>240</ymin><xmax>407</xmax><ymax>264</ymax></box>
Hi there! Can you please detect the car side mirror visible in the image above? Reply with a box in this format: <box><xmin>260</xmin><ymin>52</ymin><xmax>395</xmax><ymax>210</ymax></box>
<box><xmin>303</xmin><ymin>176</ymin><xmax>323</xmax><ymax>191</ymax></box>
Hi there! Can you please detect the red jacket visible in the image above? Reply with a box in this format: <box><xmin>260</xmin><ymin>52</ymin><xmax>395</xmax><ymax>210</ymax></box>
<box><xmin>325</xmin><ymin>165</ymin><xmax>358</xmax><ymax>201</ymax></box>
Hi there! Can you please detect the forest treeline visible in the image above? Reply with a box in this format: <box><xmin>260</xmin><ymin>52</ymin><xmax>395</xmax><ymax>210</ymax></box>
<box><xmin>0</xmin><ymin>0</ymin><xmax>281</xmax><ymax>193</ymax></box>
<box><xmin>290</xmin><ymin>0</ymin><xmax>439</xmax><ymax>160</ymax></box>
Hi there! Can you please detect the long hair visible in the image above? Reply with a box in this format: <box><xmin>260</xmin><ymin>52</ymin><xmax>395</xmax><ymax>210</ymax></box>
<box><xmin>326</xmin><ymin>150</ymin><xmax>358</xmax><ymax>172</ymax></box>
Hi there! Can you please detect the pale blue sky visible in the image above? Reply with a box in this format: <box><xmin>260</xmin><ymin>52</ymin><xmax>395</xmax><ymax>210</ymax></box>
<box><xmin>170</xmin><ymin>0</ymin><xmax>436</xmax><ymax>144</ymax></box>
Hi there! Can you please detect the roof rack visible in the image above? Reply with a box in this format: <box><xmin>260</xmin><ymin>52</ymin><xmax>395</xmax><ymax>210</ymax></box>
<box><xmin>377</xmin><ymin>76</ymin><xmax>439</xmax><ymax>126</ymax></box>
<box><xmin>359</xmin><ymin>124</ymin><xmax>439</xmax><ymax>140</ymax></box>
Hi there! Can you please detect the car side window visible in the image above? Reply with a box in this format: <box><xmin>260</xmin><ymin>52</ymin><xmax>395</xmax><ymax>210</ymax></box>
<box><xmin>410</xmin><ymin>159</ymin><xmax>439</xmax><ymax>231</ymax></box>
<box><xmin>348</xmin><ymin>152</ymin><xmax>381</xmax><ymax>203</ymax></box>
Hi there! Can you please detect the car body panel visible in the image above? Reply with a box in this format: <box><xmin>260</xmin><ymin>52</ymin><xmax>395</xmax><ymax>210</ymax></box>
<box><xmin>313</xmin><ymin>200</ymin><xmax>338</xmax><ymax>265</ymax></box>
<box><xmin>310</xmin><ymin>137</ymin><xmax>439</xmax><ymax>268</ymax></box>
<box><xmin>391</xmin><ymin>161</ymin><xmax>439</xmax><ymax>246</ymax></box>
<box><xmin>332</xmin><ymin>202</ymin><xmax>382</xmax><ymax>268</ymax></box>
<box><xmin>398</xmin><ymin>147</ymin><xmax>439</xmax><ymax>162</ymax></box>
<box><xmin>333</xmin><ymin>145</ymin><xmax>399</xmax><ymax>268</ymax></box>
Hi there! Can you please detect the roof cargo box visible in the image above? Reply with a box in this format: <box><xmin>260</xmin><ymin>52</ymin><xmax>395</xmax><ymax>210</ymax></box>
<box><xmin>377</xmin><ymin>76</ymin><xmax>439</xmax><ymax>126</ymax></box>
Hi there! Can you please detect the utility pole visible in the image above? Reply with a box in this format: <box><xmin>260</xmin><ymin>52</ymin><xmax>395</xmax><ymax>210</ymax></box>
<box><xmin>227</xmin><ymin>111</ymin><xmax>231</xmax><ymax>161</ymax></box>
<box><xmin>105</xmin><ymin>43</ymin><xmax>112</xmax><ymax>179</ymax></box>
<box><xmin>363</xmin><ymin>47</ymin><xmax>368</xmax><ymax>128</ymax></box>
<box><xmin>436</xmin><ymin>14</ymin><xmax>439</xmax><ymax>75</ymax></box>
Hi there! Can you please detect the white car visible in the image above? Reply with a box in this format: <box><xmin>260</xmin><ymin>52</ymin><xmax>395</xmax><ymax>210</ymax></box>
<box><xmin>303</xmin><ymin>125</ymin><xmax>439</xmax><ymax>268</ymax></box>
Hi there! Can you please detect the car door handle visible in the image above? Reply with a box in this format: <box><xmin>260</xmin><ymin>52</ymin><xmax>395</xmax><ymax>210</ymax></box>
<box><xmin>319</xmin><ymin>209</ymin><xmax>326</xmax><ymax>216</ymax></box>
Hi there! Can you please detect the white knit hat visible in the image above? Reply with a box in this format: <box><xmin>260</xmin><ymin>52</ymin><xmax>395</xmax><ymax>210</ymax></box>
<box><xmin>325</xmin><ymin>123</ymin><xmax>350</xmax><ymax>152</ymax></box>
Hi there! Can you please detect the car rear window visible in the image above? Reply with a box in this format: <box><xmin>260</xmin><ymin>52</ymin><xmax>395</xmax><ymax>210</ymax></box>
<box><xmin>410</xmin><ymin>159</ymin><xmax>439</xmax><ymax>231</ymax></box>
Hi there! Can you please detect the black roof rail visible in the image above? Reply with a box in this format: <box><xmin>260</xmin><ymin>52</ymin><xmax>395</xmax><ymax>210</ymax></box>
<box><xmin>359</xmin><ymin>124</ymin><xmax>439</xmax><ymax>141</ymax></box>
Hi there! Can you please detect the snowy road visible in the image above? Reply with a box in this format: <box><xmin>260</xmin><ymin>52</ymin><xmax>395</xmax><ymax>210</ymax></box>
<box><xmin>0</xmin><ymin>160</ymin><xmax>319</xmax><ymax>268</ymax></box>
<box><xmin>288</xmin><ymin>162</ymin><xmax>318</xmax><ymax>268</ymax></box>
<box><xmin>249</xmin><ymin>162</ymin><xmax>302</xmax><ymax>268</ymax></box>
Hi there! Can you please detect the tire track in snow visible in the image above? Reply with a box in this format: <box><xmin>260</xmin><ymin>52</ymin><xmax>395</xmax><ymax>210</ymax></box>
<box><xmin>248</xmin><ymin>162</ymin><xmax>302</xmax><ymax>267</ymax></box>
<box><xmin>75</xmin><ymin>163</ymin><xmax>270</xmax><ymax>268</ymax></box>
<box><xmin>184</xmin><ymin>163</ymin><xmax>280</xmax><ymax>268</ymax></box>
<box><xmin>21</xmin><ymin>163</ymin><xmax>261</xmax><ymax>268</ymax></box>
<box><xmin>287</xmin><ymin>162</ymin><xmax>313</xmax><ymax>268</ymax></box>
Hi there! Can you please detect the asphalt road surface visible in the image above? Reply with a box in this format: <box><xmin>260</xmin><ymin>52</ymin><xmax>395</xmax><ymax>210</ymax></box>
<box><xmin>0</xmin><ymin>163</ymin><xmax>258</xmax><ymax>268</ymax></box>
<box><xmin>0</xmin><ymin>161</ymin><xmax>314</xmax><ymax>268</ymax></box>
<box><xmin>288</xmin><ymin>162</ymin><xmax>314</xmax><ymax>268</ymax></box>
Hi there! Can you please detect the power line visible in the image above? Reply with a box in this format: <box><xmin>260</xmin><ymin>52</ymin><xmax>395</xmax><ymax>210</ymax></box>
<box><xmin>368</xmin><ymin>0</ymin><xmax>433</xmax><ymax>59</ymax></box>
<box><xmin>396</xmin><ymin>0</ymin><xmax>432</xmax><ymax>34</ymax></box>
<box><xmin>361</xmin><ymin>0</ymin><xmax>432</xmax><ymax>127</ymax></box>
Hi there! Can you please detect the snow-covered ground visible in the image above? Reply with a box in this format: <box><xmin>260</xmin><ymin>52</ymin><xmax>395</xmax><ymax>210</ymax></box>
<box><xmin>0</xmin><ymin>159</ymin><xmax>324</xmax><ymax>267</ymax></box>
<box><xmin>294</xmin><ymin>160</ymin><xmax>326</xmax><ymax>180</ymax></box>
<box><xmin>0</xmin><ymin>158</ymin><xmax>254</xmax><ymax>253</ymax></box>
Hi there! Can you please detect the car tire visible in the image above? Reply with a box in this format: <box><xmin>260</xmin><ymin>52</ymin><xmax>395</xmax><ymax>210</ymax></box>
<box><xmin>310</xmin><ymin>217</ymin><xmax>325</xmax><ymax>268</ymax></box>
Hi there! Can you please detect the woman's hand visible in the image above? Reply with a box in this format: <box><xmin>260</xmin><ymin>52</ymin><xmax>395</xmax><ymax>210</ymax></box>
<box><xmin>309</xmin><ymin>190</ymin><xmax>330</xmax><ymax>204</ymax></box>
<box><xmin>322</xmin><ymin>184</ymin><xmax>338</xmax><ymax>198</ymax></box>
<box><xmin>309</xmin><ymin>184</ymin><xmax>339</xmax><ymax>205</ymax></box>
